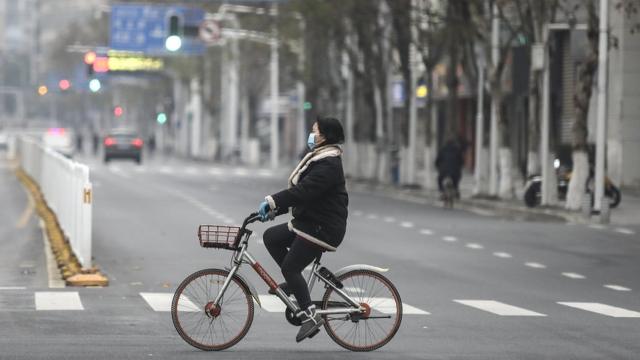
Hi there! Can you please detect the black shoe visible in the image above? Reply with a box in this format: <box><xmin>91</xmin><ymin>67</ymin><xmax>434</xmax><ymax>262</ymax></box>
<box><xmin>268</xmin><ymin>282</ymin><xmax>291</xmax><ymax>296</ymax></box>
<box><xmin>295</xmin><ymin>305</ymin><xmax>325</xmax><ymax>343</ymax></box>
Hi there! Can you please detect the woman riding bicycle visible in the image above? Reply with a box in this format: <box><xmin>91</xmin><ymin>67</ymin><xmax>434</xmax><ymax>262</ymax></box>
<box><xmin>258</xmin><ymin>117</ymin><xmax>348</xmax><ymax>343</ymax></box>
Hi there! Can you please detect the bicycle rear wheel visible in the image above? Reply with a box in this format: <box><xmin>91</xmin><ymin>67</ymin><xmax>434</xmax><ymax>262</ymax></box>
<box><xmin>321</xmin><ymin>269</ymin><xmax>402</xmax><ymax>351</ymax></box>
<box><xmin>171</xmin><ymin>268</ymin><xmax>254</xmax><ymax>351</ymax></box>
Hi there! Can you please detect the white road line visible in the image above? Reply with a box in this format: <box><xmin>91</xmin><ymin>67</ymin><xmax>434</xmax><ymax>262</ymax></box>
<box><xmin>209</xmin><ymin>168</ymin><xmax>224</xmax><ymax>176</ymax></box>
<box><xmin>383</xmin><ymin>216</ymin><xmax>396</xmax><ymax>223</ymax></box>
<box><xmin>132</xmin><ymin>167</ymin><xmax>146</xmax><ymax>173</ymax></box>
<box><xmin>562</xmin><ymin>272</ymin><xmax>586</xmax><ymax>279</ymax></box>
<box><xmin>525</xmin><ymin>262</ymin><xmax>547</xmax><ymax>269</ymax></box>
<box><xmin>419</xmin><ymin>229</ymin><xmax>433</xmax><ymax>236</ymax></box>
<box><xmin>366</xmin><ymin>214</ymin><xmax>379</xmax><ymax>220</ymax></box>
<box><xmin>589</xmin><ymin>224</ymin><xmax>606</xmax><ymax>230</ymax></box>
<box><xmin>400</xmin><ymin>221</ymin><xmax>414</xmax><ymax>228</ymax></box>
<box><xmin>353</xmin><ymin>210</ymin><xmax>364</xmax><ymax>216</ymax></box>
<box><xmin>0</xmin><ymin>286</ymin><xmax>26</xmax><ymax>290</ymax></box>
<box><xmin>343</xmin><ymin>287</ymin><xmax>365</xmax><ymax>294</ymax></box>
<box><xmin>493</xmin><ymin>252</ymin><xmax>512</xmax><ymax>258</ymax></box>
<box><xmin>614</xmin><ymin>228</ymin><xmax>636</xmax><ymax>235</ymax></box>
<box><xmin>258</xmin><ymin>295</ymin><xmax>288</xmax><ymax>312</ymax></box>
<box><xmin>159</xmin><ymin>166</ymin><xmax>173</xmax><ymax>174</ymax></box>
<box><xmin>140</xmin><ymin>292</ymin><xmax>199</xmax><ymax>312</ymax></box>
<box><xmin>234</xmin><ymin>168</ymin><xmax>250</xmax><ymax>177</ymax></box>
<box><xmin>368</xmin><ymin>298</ymin><xmax>429</xmax><ymax>315</ymax></box>
<box><xmin>604</xmin><ymin>284</ymin><xmax>632</xmax><ymax>292</ymax></box>
<box><xmin>466</xmin><ymin>243</ymin><xmax>484</xmax><ymax>250</ymax></box>
<box><xmin>557</xmin><ymin>302</ymin><xmax>640</xmax><ymax>318</ymax></box>
<box><xmin>185</xmin><ymin>167</ymin><xmax>198</xmax><ymax>175</ymax></box>
<box><xmin>35</xmin><ymin>292</ymin><xmax>84</xmax><ymax>311</ymax></box>
<box><xmin>442</xmin><ymin>236</ymin><xmax>457</xmax><ymax>242</ymax></box>
<box><xmin>454</xmin><ymin>300</ymin><xmax>546</xmax><ymax>317</ymax></box>
<box><xmin>257</xmin><ymin>169</ymin><xmax>273</xmax><ymax>177</ymax></box>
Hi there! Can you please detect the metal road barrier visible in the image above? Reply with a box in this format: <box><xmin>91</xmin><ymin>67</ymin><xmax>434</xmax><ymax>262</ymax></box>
<box><xmin>15</xmin><ymin>136</ymin><xmax>93</xmax><ymax>268</ymax></box>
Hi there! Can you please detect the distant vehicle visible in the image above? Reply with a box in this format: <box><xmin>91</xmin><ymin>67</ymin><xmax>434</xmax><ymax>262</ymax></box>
<box><xmin>103</xmin><ymin>130</ymin><xmax>143</xmax><ymax>164</ymax></box>
<box><xmin>43</xmin><ymin>128</ymin><xmax>75</xmax><ymax>157</ymax></box>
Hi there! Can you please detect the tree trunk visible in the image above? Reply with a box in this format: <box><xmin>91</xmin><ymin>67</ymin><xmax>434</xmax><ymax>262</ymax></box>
<box><xmin>566</xmin><ymin>0</ymin><xmax>598</xmax><ymax>210</ymax></box>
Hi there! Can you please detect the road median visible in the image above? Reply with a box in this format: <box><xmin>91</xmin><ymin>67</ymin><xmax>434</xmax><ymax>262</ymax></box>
<box><xmin>15</xmin><ymin>167</ymin><xmax>108</xmax><ymax>287</ymax></box>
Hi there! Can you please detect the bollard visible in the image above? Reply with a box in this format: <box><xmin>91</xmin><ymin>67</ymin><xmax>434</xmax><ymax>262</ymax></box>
<box><xmin>599</xmin><ymin>196</ymin><xmax>610</xmax><ymax>224</ymax></box>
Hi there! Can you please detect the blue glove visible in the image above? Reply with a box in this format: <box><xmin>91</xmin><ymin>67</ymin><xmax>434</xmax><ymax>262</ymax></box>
<box><xmin>258</xmin><ymin>201</ymin><xmax>271</xmax><ymax>222</ymax></box>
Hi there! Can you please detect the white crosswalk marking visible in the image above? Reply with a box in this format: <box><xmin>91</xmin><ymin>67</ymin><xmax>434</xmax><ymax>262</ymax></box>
<box><xmin>258</xmin><ymin>295</ymin><xmax>287</xmax><ymax>312</ymax></box>
<box><xmin>35</xmin><ymin>292</ymin><xmax>84</xmax><ymax>311</ymax></box>
<box><xmin>454</xmin><ymin>300</ymin><xmax>546</xmax><ymax>316</ymax></box>
<box><xmin>604</xmin><ymin>284</ymin><xmax>632</xmax><ymax>292</ymax></box>
<box><xmin>400</xmin><ymin>221</ymin><xmax>414</xmax><ymax>228</ymax></box>
<box><xmin>419</xmin><ymin>229</ymin><xmax>433</xmax><ymax>235</ymax></box>
<box><xmin>614</xmin><ymin>228</ymin><xmax>635</xmax><ymax>235</ymax></box>
<box><xmin>140</xmin><ymin>292</ymin><xmax>198</xmax><ymax>312</ymax></box>
<box><xmin>525</xmin><ymin>262</ymin><xmax>547</xmax><ymax>269</ymax></box>
<box><xmin>384</xmin><ymin>216</ymin><xmax>396</xmax><ymax>223</ymax></box>
<box><xmin>557</xmin><ymin>302</ymin><xmax>640</xmax><ymax>318</ymax></box>
<box><xmin>493</xmin><ymin>252</ymin><xmax>512</xmax><ymax>258</ymax></box>
<box><xmin>256</xmin><ymin>295</ymin><xmax>428</xmax><ymax>315</ymax></box>
<box><xmin>466</xmin><ymin>243</ymin><xmax>484</xmax><ymax>250</ymax></box>
<box><xmin>442</xmin><ymin>236</ymin><xmax>457</xmax><ymax>242</ymax></box>
<box><xmin>368</xmin><ymin>297</ymin><xmax>429</xmax><ymax>315</ymax></box>
<box><xmin>562</xmin><ymin>272</ymin><xmax>586</xmax><ymax>279</ymax></box>
<box><xmin>0</xmin><ymin>286</ymin><xmax>26</xmax><ymax>290</ymax></box>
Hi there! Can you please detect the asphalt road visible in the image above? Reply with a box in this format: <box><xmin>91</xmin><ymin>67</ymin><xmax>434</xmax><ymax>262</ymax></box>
<box><xmin>1</xmin><ymin>153</ymin><xmax>639</xmax><ymax>360</ymax></box>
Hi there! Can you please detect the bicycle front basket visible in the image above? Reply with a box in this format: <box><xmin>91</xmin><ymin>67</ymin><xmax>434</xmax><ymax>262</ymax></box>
<box><xmin>198</xmin><ymin>225</ymin><xmax>241</xmax><ymax>250</ymax></box>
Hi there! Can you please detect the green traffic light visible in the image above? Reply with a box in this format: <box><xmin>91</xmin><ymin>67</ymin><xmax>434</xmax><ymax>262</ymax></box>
<box><xmin>89</xmin><ymin>79</ymin><xmax>101</xmax><ymax>93</ymax></box>
<box><xmin>157</xmin><ymin>112</ymin><xmax>167</xmax><ymax>124</ymax></box>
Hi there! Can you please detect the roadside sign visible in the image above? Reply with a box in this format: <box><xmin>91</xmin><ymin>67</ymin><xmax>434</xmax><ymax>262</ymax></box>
<box><xmin>199</xmin><ymin>19</ymin><xmax>221</xmax><ymax>43</ymax></box>
<box><xmin>110</xmin><ymin>4</ymin><xmax>204</xmax><ymax>55</ymax></box>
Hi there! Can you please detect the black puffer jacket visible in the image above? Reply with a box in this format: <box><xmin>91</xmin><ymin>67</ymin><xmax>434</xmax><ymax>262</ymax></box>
<box><xmin>266</xmin><ymin>145</ymin><xmax>348</xmax><ymax>251</ymax></box>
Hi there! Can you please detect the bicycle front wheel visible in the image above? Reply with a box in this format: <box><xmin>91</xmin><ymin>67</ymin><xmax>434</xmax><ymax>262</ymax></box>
<box><xmin>171</xmin><ymin>268</ymin><xmax>254</xmax><ymax>351</ymax></box>
<box><xmin>322</xmin><ymin>269</ymin><xmax>402</xmax><ymax>351</ymax></box>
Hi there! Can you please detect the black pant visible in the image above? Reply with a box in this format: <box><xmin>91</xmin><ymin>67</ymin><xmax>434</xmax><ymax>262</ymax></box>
<box><xmin>263</xmin><ymin>223</ymin><xmax>323</xmax><ymax>310</ymax></box>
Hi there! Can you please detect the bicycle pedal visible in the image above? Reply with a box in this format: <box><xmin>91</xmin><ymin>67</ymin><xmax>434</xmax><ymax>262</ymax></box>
<box><xmin>308</xmin><ymin>329</ymin><xmax>321</xmax><ymax>339</ymax></box>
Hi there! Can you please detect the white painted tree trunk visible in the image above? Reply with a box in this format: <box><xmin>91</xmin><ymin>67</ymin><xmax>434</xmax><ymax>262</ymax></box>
<box><xmin>566</xmin><ymin>151</ymin><xmax>589</xmax><ymax>210</ymax></box>
<box><xmin>527</xmin><ymin>151</ymin><xmax>539</xmax><ymax>176</ymax></box>
<box><xmin>423</xmin><ymin>145</ymin><xmax>436</xmax><ymax>190</ymax></box>
<box><xmin>498</xmin><ymin>147</ymin><xmax>514</xmax><ymax>199</ymax></box>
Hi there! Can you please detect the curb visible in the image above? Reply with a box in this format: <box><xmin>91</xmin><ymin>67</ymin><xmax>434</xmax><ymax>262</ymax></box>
<box><xmin>15</xmin><ymin>167</ymin><xmax>109</xmax><ymax>287</ymax></box>
<box><xmin>348</xmin><ymin>181</ymin><xmax>583</xmax><ymax>223</ymax></box>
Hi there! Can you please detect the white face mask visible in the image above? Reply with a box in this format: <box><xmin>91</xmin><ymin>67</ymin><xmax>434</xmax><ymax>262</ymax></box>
<box><xmin>307</xmin><ymin>132</ymin><xmax>316</xmax><ymax>150</ymax></box>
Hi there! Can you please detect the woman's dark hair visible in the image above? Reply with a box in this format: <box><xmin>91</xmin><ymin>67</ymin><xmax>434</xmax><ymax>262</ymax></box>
<box><xmin>316</xmin><ymin>116</ymin><xmax>345</xmax><ymax>145</ymax></box>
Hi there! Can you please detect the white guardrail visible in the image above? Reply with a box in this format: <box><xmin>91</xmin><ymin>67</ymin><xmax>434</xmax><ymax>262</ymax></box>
<box><xmin>16</xmin><ymin>136</ymin><xmax>93</xmax><ymax>268</ymax></box>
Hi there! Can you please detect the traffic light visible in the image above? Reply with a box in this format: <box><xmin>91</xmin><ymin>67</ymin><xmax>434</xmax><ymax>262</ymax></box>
<box><xmin>84</xmin><ymin>51</ymin><xmax>96</xmax><ymax>74</ymax></box>
<box><xmin>38</xmin><ymin>85</ymin><xmax>48</xmax><ymax>96</ymax></box>
<box><xmin>89</xmin><ymin>79</ymin><xmax>101</xmax><ymax>93</ymax></box>
<box><xmin>165</xmin><ymin>15</ymin><xmax>183</xmax><ymax>52</ymax></box>
<box><xmin>59</xmin><ymin>79</ymin><xmax>71</xmax><ymax>91</ymax></box>
<box><xmin>156</xmin><ymin>112</ymin><xmax>167</xmax><ymax>124</ymax></box>
<box><xmin>114</xmin><ymin>106</ymin><xmax>123</xmax><ymax>117</ymax></box>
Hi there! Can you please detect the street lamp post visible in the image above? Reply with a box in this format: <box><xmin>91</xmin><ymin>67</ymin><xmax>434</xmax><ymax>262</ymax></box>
<box><xmin>593</xmin><ymin>0</ymin><xmax>609</xmax><ymax>215</ymax></box>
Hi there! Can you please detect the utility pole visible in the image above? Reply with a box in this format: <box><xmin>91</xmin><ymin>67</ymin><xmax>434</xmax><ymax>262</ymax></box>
<box><xmin>474</xmin><ymin>54</ymin><xmax>485</xmax><ymax>194</ymax></box>
<box><xmin>594</xmin><ymin>0</ymin><xmax>609</xmax><ymax>213</ymax></box>
<box><xmin>270</xmin><ymin>5</ymin><xmax>280</xmax><ymax>169</ymax></box>
<box><xmin>407</xmin><ymin>0</ymin><xmax>418</xmax><ymax>185</ymax></box>
<box><xmin>540</xmin><ymin>26</ymin><xmax>552</xmax><ymax>205</ymax></box>
<box><xmin>296</xmin><ymin>16</ymin><xmax>306</xmax><ymax>157</ymax></box>
<box><xmin>489</xmin><ymin>3</ymin><xmax>500</xmax><ymax>196</ymax></box>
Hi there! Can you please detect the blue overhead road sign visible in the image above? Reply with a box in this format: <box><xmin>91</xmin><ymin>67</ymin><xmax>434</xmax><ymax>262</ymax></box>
<box><xmin>110</xmin><ymin>4</ymin><xmax>204</xmax><ymax>55</ymax></box>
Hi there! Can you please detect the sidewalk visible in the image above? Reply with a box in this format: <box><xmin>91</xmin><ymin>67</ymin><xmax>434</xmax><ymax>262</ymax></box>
<box><xmin>0</xmin><ymin>155</ymin><xmax>48</xmax><ymax>288</ymax></box>
<box><xmin>348</xmin><ymin>172</ymin><xmax>640</xmax><ymax>226</ymax></box>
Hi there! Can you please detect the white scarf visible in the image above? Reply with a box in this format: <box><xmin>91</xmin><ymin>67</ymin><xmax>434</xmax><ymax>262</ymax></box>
<box><xmin>288</xmin><ymin>145</ymin><xmax>343</xmax><ymax>187</ymax></box>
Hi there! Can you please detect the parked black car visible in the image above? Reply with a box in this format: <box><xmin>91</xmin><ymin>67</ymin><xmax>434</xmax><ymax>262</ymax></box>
<box><xmin>104</xmin><ymin>130</ymin><xmax>143</xmax><ymax>164</ymax></box>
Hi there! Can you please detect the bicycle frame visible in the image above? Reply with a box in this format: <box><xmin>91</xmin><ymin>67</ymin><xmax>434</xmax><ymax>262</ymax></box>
<box><xmin>211</xmin><ymin>221</ymin><xmax>364</xmax><ymax>317</ymax></box>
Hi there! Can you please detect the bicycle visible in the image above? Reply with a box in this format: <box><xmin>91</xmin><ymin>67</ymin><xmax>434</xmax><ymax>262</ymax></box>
<box><xmin>171</xmin><ymin>212</ymin><xmax>403</xmax><ymax>352</ymax></box>
<box><xmin>442</xmin><ymin>176</ymin><xmax>456</xmax><ymax>208</ymax></box>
